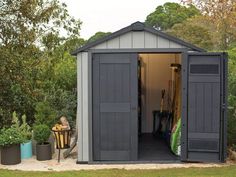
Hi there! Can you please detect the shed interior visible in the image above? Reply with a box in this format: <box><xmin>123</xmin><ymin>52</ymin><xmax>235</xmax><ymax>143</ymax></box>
<box><xmin>138</xmin><ymin>53</ymin><xmax>182</xmax><ymax>161</ymax></box>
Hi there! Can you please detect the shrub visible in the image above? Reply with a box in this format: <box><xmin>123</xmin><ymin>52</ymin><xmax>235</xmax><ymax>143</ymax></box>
<box><xmin>12</xmin><ymin>111</ymin><xmax>32</xmax><ymax>142</ymax></box>
<box><xmin>45</xmin><ymin>88</ymin><xmax>76</xmax><ymax>129</ymax></box>
<box><xmin>34</xmin><ymin>101</ymin><xmax>57</xmax><ymax>128</ymax></box>
<box><xmin>0</xmin><ymin>111</ymin><xmax>31</xmax><ymax>146</ymax></box>
<box><xmin>33</xmin><ymin>124</ymin><xmax>51</xmax><ymax>144</ymax></box>
<box><xmin>0</xmin><ymin>126</ymin><xmax>24</xmax><ymax>146</ymax></box>
<box><xmin>228</xmin><ymin>48</ymin><xmax>236</xmax><ymax>146</ymax></box>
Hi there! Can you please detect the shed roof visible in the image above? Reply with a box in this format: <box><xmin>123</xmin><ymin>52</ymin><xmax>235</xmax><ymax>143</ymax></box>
<box><xmin>71</xmin><ymin>21</ymin><xmax>205</xmax><ymax>55</ymax></box>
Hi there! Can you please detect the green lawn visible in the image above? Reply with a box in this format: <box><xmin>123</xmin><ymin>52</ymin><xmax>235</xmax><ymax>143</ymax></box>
<box><xmin>0</xmin><ymin>165</ymin><xmax>236</xmax><ymax>177</ymax></box>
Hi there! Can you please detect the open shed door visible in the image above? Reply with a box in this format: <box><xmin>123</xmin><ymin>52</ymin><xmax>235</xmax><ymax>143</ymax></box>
<box><xmin>181</xmin><ymin>53</ymin><xmax>227</xmax><ymax>162</ymax></box>
<box><xmin>93</xmin><ymin>53</ymin><xmax>138</xmax><ymax>161</ymax></box>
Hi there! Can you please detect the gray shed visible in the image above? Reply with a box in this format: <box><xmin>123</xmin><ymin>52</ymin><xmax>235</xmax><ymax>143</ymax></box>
<box><xmin>72</xmin><ymin>22</ymin><xmax>227</xmax><ymax>163</ymax></box>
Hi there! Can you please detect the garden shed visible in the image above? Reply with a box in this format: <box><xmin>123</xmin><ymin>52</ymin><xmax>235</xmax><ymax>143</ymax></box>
<box><xmin>72</xmin><ymin>22</ymin><xmax>228</xmax><ymax>163</ymax></box>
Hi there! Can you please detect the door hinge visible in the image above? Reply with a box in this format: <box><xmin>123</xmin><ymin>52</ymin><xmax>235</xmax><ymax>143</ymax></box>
<box><xmin>222</xmin><ymin>103</ymin><xmax>226</xmax><ymax>110</ymax></box>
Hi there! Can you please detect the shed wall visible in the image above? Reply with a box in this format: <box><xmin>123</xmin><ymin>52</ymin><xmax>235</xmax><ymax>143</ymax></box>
<box><xmin>77</xmin><ymin>32</ymin><xmax>193</xmax><ymax>162</ymax></box>
<box><xmin>77</xmin><ymin>52</ymin><xmax>90</xmax><ymax>162</ymax></box>
<box><xmin>91</xmin><ymin>31</ymin><xmax>186</xmax><ymax>49</ymax></box>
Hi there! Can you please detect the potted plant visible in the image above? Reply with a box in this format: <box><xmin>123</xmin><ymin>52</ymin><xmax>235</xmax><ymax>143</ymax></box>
<box><xmin>20</xmin><ymin>114</ymin><xmax>32</xmax><ymax>159</ymax></box>
<box><xmin>33</xmin><ymin>101</ymin><xmax>57</xmax><ymax>155</ymax></box>
<box><xmin>0</xmin><ymin>125</ymin><xmax>24</xmax><ymax>165</ymax></box>
<box><xmin>11</xmin><ymin>111</ymin><xmax>32</xmax><ymax>159</ymax></box>
<box><xmin>33</xmin><ymin>124</ymin><xmax>52</xmax><ymax>161</ymax></box>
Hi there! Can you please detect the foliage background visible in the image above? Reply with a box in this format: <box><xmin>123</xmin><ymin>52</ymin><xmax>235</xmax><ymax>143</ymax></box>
<box><xmin>0</xmin><ymin>0</ymin><xmax>236</xmax><ymax>148</ymax></box>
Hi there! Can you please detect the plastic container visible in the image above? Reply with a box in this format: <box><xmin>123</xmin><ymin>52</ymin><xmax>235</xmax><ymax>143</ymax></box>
<box><xmin>20</xmin><ymin>140</ymin><xmax>32</xmax><ymax>159</ymax></box>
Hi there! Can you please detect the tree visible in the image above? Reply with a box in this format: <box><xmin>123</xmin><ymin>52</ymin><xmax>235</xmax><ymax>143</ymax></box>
<box><xmin>35</xmin><ymin>33</ymin><xmax>85</xmax><ymax>129</ymax></box>
<box><xmin>145</xmin><ymin>2</ymin><xmax>200</xmax><ymax>30</ymax></box>
<box><xmin>167</xmin><ymin>16</ymin><xmax>214</xmax><ymax>50</ymax></box>
<box><xmin>87</xmin><ymin>32</ymin><xmax>112</xmax><ymax>43</ymax></box>
<box><xmin>0</xmin><ymin>0</ymin><xmax>82</xmax><ymax>128</ymax></box>
<box><xmin>182</xmin><ymin>0</ymin><xmax>236</xmax><ymax>50</ymax></box>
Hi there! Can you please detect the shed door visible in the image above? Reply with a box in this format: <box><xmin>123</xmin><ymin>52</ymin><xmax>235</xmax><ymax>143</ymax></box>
<box><xmin>182</xmin><ymin>53</ymin><xmax>227</xmax><ymax>162</ymax></box>
<box><xmin>93</xmin><ymin>53</ymin><xmax>138</xmax><ymax>161</ymax></box>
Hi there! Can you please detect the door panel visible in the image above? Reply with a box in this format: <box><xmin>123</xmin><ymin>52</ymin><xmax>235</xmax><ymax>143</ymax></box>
<box><xmin>182</xmin><ymin>53</ymin><xmax>227</xmax><ymax>162</ymax></box>
<box><xmin>93</xmin><ymin>53</ymin><xmax>138</xmax><ymax>161</ymax></box>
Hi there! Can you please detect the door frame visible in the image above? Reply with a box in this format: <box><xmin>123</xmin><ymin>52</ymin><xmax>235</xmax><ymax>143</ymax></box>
<box><xmin>88</xmin><ymin>48</ymin><xmax>199</xmax><ymax>163</ymax></box>
<box><xmin>181</xmin><ymin>52</ymin><xmax>228</xmax><ymax>162</ymax></box>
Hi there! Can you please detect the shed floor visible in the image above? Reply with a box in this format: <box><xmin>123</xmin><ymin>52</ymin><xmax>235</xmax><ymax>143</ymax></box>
<box><xmin>138</xmin><ymin>133</ymin><xmax>179</xmax><ymax>162</ymax></box>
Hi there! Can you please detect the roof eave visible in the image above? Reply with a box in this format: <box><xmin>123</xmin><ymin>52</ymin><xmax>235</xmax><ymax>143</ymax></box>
<box><xmin>71</xmin><ymin>25</ymin><xmax>133</xmax><ymax>55</ymax></box>
<box><xmin>71</xmin><ymin>22</ymin><xmax>206</xmax><ymax>55</ymax></box>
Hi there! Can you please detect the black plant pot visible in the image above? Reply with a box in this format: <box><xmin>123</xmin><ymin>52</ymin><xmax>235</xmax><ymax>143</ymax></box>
<box><xmin>36</xmin><ymin>142</ymin><xmax>52</xmax><ymax>161</ymax></box>
<box><xmin>1</xmin><ymin>144</ymin><xmax>21</xmax><ymax>165</ymax></box>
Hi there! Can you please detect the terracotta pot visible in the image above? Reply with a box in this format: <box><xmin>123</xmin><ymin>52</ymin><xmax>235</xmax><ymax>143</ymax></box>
<box><xmin>1</xmin><ymin>144</ymin><xmax>21</xmax><ymax>165</ymax></box>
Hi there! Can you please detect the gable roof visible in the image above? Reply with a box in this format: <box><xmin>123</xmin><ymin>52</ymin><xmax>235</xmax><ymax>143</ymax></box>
<box><xmin>71</xmin><ymin>21</ymin><xmax>206</xmax><ymax>55</ymax></box>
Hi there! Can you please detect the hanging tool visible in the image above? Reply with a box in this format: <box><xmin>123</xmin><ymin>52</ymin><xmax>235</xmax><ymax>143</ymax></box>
<box><xmin>160</xmin><ymin>89</ymin><xmax>165</xmax><ymax>113</ymax></box>
<box><xmin>170</xmin><ymin>63</ymin><xmax>181</xmax><ymax>125</ymax></box>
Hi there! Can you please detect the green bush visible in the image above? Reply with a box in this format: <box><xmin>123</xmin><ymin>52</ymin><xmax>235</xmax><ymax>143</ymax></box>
<box><xmin>0</xmin><ymin>82</ymin><xmax>35</xmax><ymax>129</ymax></box>
<box><xmin>0</xmin><ymin>111</ymin><xmax>32</xmax><ymax>146</ymax></box>
<box><xmin>228</xmin><ymin>48</ymin><xmax>236</xmax><ymax>146</ymax></box>
<box><xmin>45</xmin><ymin>88</ymin><xmax>76</xmax><ymax>129</ymax></box>
<box><xmin>33</xmin><ymin>124</ymin><xmax>51</xmax><ymax>144</ymax></box>
<box><xmin>0</xmin><ymin>126</ymin><xmax>24</xmax><ymax>147</ymax></box>
<box><xmin>34</xmin><ymin>101</ymin><xmax>57</xmax><ymax>128</ymax></box>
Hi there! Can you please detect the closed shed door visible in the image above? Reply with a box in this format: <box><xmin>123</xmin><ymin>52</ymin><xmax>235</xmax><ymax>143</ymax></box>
<box><xmin>93</xmin><ymin>53</ymin><xmax>138</xmax><ymax>161</ymax></box>
<box><xmin>182</xmin><ymin>53</ymin><xmax>227</xmax><ymax>162</ymax></box>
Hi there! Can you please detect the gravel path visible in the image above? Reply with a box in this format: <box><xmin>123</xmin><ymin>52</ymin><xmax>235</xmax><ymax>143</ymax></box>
<box><xmin>0</xmin><ymin>156</ymin><xmax>228</xmax><ymax>171</ymax></box>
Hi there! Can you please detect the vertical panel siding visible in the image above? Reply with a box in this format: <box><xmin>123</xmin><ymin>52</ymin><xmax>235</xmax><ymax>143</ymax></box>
<box><xmin>90</xmin><ymin>31</ymin><xmax>189</xmax><ymax>49</ymax></box>
<box><xmin>94</xmin><ymin>42</ymin><xmax>107</xmax><ymax>49</ymax></box>
<box><xmin>144</xmin><ymin>32</ymin><xmax>157</xmax><ymax>48</ymax></box>
<box><xmin>132</xmin><ymin>31</ymin><xmax>145</xmax><ymax>48</ymax></box>
<box><xmin>196</xmin><ymin>84</ymin><xmax>204</xmax><ymax>132</ymax></box>
<box><xmin>107</xmin><ymin>38</ymin><xmax>120</xmax><ymax>48</ymax></box>
<box><xmin>212</xmin><ymin>83</ymin><xmax>220</xmax><ymax>132</ymax></box>
<box><xmin>77</xmin><ymin>52</ymin><xmax>89</xmax><ymax>162</ymax></box>
<box><xmin>188</xmin><ymin>82</ymin><xmax>220</xmax><ymax>133</ymax></box>
<box><xmin>157</xmin><ymin>36</ymin><xmax>170</xmax><ymax>48</ymax></box>
<box><xmin>82</xmin><ymin>52</ymin><xmax>89</xmax><ymax>161</ymax></box>
<box><xmin>99</xmin><ymin>62</ymin><xmax>131</xmax><ymax>151</ymax></box>
<box><xmin>77</xmin><ymin>53</ymin><xmax>83</xmax><ymax>161</ymax></box>
<box><xmin>120</xmin><ymin>32</ymin><xmax>132</xmax><ymax>48</ymax></box>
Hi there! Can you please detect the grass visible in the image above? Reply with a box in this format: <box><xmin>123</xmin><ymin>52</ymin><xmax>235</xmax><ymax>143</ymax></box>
<box><xmin>0</xmin><ymin>165</ymin><xmax>236</xmax><ymax>177</ymax></box>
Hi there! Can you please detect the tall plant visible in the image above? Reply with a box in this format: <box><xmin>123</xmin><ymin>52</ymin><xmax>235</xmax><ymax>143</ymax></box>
<box><xmin>12</xmin><ymin>111</ymin><xmax>32</xmax><ymax>142</ymax></box>
<box><xmin>228</xmin><ymin>48</ymin><xmax>236</xmax><ymax>146</ymax></box>
<box><xmin>34</xmin><ymin>101</ymin><xmax>57</xmax><ymax>128</ymax></box>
